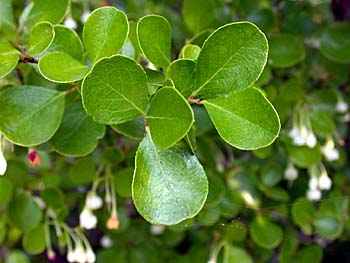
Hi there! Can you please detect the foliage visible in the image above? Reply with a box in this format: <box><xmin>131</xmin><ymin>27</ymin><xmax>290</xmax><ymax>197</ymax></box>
<box><xmin>0</xmin><ymin>0</ymin><xmax>349</xmax><ymax>262</ymax></box>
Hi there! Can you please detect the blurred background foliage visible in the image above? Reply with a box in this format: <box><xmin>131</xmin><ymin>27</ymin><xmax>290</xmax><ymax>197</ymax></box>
<box><xmin>0</xmin><ymin>0</ymin><xmax>350</xmax><ymax>262</ymax></box>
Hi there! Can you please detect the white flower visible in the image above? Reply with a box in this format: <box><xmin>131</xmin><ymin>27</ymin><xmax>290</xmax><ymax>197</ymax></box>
<box><xmin>100</xmin><ymin>235</ymin><xmax>113</xmax><ymax>248</ymax></box>
<box><xmin>86</xmin><ymin>192</ymin><xmax>103</xmax><ymax>210</ymax></box>
<box><xmin>0</xmin><ymin>151</ymin><xmax>7</xmax><ymax>176</ymax></box>
<box><xmin>307</xmin><ymin>189</ymin><xmax>322</xmax><ymax>201</ymax></box>
<box><xmin>81</xmin><ymin>10</ymin><xmax>91</xmax><ymax>23</ymax></box>
<box><xmin>306</xmin><ymin>131</ymin><xmax>317</xmax><ymax>148</ymax></box>
<box><xmin>208</xmin><ymin>259</ymin><xmax>217</xmax><ymax>263</ymax></box>
<box><xmin>318</xmin><ymin>172</ymin><xmax>332</xmax><ymax>190</ymax></box>
<box><xmin>284</xmin><ymin>163</ymin><xmax>298</xmax><ymax>181</ymax></box>
<box><xmin>308</xmin><ymin>176</ymin><xmax>319</xmax><ymax>190</ymax></box>
<box><xmin>79</xmin><ymin>208</ymin><xmax>97</xmax><ymax>229</ymax></box>
<box><xmin>150</xmin><ymin>225</ymin><xmax>165</xmax><ymax>235</ymax></box>
<box><xmin>336</xmin><ymin>100</ymin><xmax>348</xmax><ymax>113</ymax></box>
<box><xmin>73</xmin><ymin>246</ymin><xmax>87</xmax><ymax>263</ymax></box>
<box><xmin>86</xmin><ymin>249</ymin><xmax>96</xmax><ymax>263</ymax></box>
<box><xmin>64</xmin><ymin>16</ymin><xmax>77</xmax><ymax>29</ymax></box>
<box><xmin>341</xmin><ymin>113</ymin><xmax>350</xmax><ymax>123</ymax></box>
<box><xmin>321</xmin><ymin>138</ymin><xmax>339</xmax><ymax>162</ymax></box>
<box><xmin>67</xmin><ymin>250</ymin><xmax>76</xmax><ymax>262</ymax></box>
<box><xmin>289</xmin><ymin>127</ymin><xmax>306</xmax><ymax>146</ymax></box>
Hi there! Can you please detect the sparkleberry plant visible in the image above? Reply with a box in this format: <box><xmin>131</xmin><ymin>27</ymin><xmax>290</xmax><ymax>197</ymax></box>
<box><xmin>0</xmin><ymin>0</ymin><xmax>349</xmax><ymax>262</ymax></box>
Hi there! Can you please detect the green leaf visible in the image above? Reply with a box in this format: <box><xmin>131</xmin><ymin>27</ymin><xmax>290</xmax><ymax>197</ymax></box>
<box><xmin>166</xmin><ymin>59</ymin><xmax>195</xmax><ymax>98</ymax></box>
<box><xmin>287</xmin><ymin>145</ymin><xmax>322</xmax><ymax>168</ymax></box>
<box><xmin>50</xmin><ymin>103</ymin><xmax>106</xmax><ymax>156</ymax></box>
<box><xmin>294</xmin><ymin>245</ymin><xmax>323</xmax><ymax>263</ymax></box>
<box><xmin>22</xmin><ymin>224</ymin><xmax>46</xmax><ymax>255</ymax></box>
<box><xmin>291</xmin><ymin>197</ymin><xmax>314</xmax><ymax>235</ymax></box>
<box><xmin>69</xmin><ymin>157</ymin><xmax>96</xmax><ymax>185</ymax></box>
<box><xmin>314</xmin><ymin>216</ymin><xmax>342</xmax><ymax>239</ymax></box>
<box><xmin>0</xmin><ymin>0</ymin><xmax>15</xmax><ymax>32</ymax></box>
<box><xmin>47</xmin><ymin>25</ymin><xmax>84</xmax><ymax>61</ymax></box>
<box><xmin>137</xmin><ymin>15</ymin><xmax>171</xmax><ymax>68</ymax></box>
<box><xmin>28</xmin><ymin>21</ymin><xmax>54</xmax><ymax>56</ymax></box>
<box><xmin>0</xmin><ymin>40</ymin><xmax>19</xmax><ymax>78</ymax></box>
<box><xmin>82</xmin><ymin>55</ymin><xmax>148</xmax><ymax>125</ymax></box>
<box><xmin>132</xmin><ymin>135</ymin><xmax>208</xmax><ymax>225</ymax></box>
<box><xmin>38</xmin><ymin>52</ymin><xmax>89</xmax><ymax>83</ymax></box>
<box><xmin>203</xmin><ymin>87</ymin><xmax>280</xmax><ymax>150</ymax></box>
<box><xmin>0</xmin><ymin>177</ymin><xmax>14</xmax><ymax>208</ymax></box>
<box><xmin>182</xmin><ymin>0</ymin><xmax>215</xmax><ymax>34</ymax></box>
<box><xmin>8</xmin><ymin>192</ymin><xmax>43</xmax><ymax>231</ymax></box>
<box><xmin>224</xmin><ymin>244</ymin><xmax>252</xmax><ymax>263</ymax></box>
<box><xmin>111</xmin><ymin>117</ymin><xmax>145</xmax><ymax>140</ymax></box>
<box><xmin>114</xmin><ymin>168</ymin><xmax>134</xmax><ymax>198</ymax></box>
<box><xmin>249</xmin><ymin>216</ymin><xmax>283</xmax><ymax>249</ymax></box>
<box><xmin>0</xmin><ymin>86</ymin><xmax>65</xmax><ymax>146</ymax></box>
<box><xmin>83</xmin><ymin>7</ymin><xmax>129</xmax><ymax>63</ymax></box>
<box><xmin>146</xmin><ymin>87</ymin><xmax>194</xmax><ymax>149</ymax></box>
<box><xmin>193</xmin><ymin>22</ymin><xmax>268</xmax><ymax>96</ymax></box>
<box><xmin>180</xmin><ymin>44</ymin><xmax>201</xmax><ymax>61</ymax></box>
<box><xmin>320</xmin><ymin>22</ymin><xmax>350</xmax><ymax>64</ymax></box>
<box><xmin>25</xmin><ymin>0</ymin><xmax>69</xmax><ymax>28</ymax></box>
<box><xmin>5</xmin><ymin>251</ymin><xmax>29</xmax><ymax>263</ymax></box>
<box><xmin>268</xmin><ymin>34</ymin><xmax>305</xmax><ymax>68</ymax></box>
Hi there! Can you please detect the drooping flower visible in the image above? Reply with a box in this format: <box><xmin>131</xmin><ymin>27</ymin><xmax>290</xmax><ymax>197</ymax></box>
<box><xmin>28</xmin><ymin>150</ymin><xmax>41</xmax><ymax>166</ymax></box>
<box><xmin>321</xmin><ymin>138</ymin><xmax>339</xmax><ymax>162</ymax></box>
<box><xmin>86</xmin><ymin>191</ymin><xmax>103</xmax><ymax>210</ymax></box>
<box><xmin>336</xmin><ymin>100</ymin><xmax>348</xmax><ymax>113</ymax></box>
<box><xmin>318</xmin><ymin>171</ymin><xmax>332</xmax><ymax>190</ymax></box>
<box><xmin>308</xmin><ymin>176</ymin><xmax>319</xmax><ymax>190</ymax></box>
<box><xmin>47</xmin><ymin>250</ymin><xmax>56</xmax><ymax>261</ymax></box>
<box><xmin>0</xmin><ymin>151</ymin><xmax>7</xmax><ymax>176</ymax></box>
<box><xmin>72</xmin><ymin>246</ymin><xmax>87</xmax><ymax>263</ymax></box>
<box><xmin>106</xmin><ymin>213</ymin><xmax>119</xmax><ymax>230</ymax></box>
<box><xmin>79</xmin><ymin>208</ymin><xmax>97</xmax><ymax>229</ymax></box>
<box><xmin>81</xmin><ymin>10</ymin><xmax>91</xmax><ymax>23</ymax></box>
<box><xmin>150</xmin><ymin>225</ymin><xmax>165</xmax><ymax>235</ymax></box>
<box><xmin>284</xmin><ymin>162</ymin><xmax>298</xmax><ymax>181</ymax></box>
<box><xmin>100</xmin><ymin>235</ymin><xmax>113</xmax><ymax>248</ymax></box>
<box><xmin>307</xmin><ymin>188</ymin><xmax>322</xmax><ymax>201</ymax></box>
<box><xmin>288</xmin><ymin>126</ymin><xmax>317</xmax><ymax>148</ymax></box>
<box><xmin>86</xmin><ymin>248</ymin><xmax>96</xmax><ymax>263</ymax></box>
<box><xmin>64</xmin><ymin>15</ymin><xmax>77</xmax><ymax>29</ymax></box>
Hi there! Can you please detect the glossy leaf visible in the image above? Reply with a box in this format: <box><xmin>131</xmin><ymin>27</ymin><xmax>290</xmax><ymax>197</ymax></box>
<box><xmin>83</xmin><ymin>7</ymin><xmax>129</xmax><ymax>63</ymax></box>
<box><xmin>268</xmin><ymin>34</ymin><xmax>305</xmax><ymax>68</ymax></box>
<box><xmin>111</xmin><ymin>117</ymin><xmax>145</xmax><ymax>140</ymax></box>
<box><xmin>183</xmin><ymin>0</ymin><xmax>215</xmax><ymax>33</ymax></box>
<box><xmin>82</xmin><ymin>55</ymin><xmax>148</xmax><ymax>125</ymax></box>
<box><xmin>0</xmin><ymin>86</ymin><xmax>65</xmax><ymax>146</ymax></box>
<box><xmin>28</xmin><ymin>21</ymin><xmax>54</xmax><ymax>56</ymax></box>
<box><xmin>287</xmin><ymin>145</ymin><xmax>322</xmax><ymax>168</ymax></box>
<box><xmin>47</xmin><ymin>25</ymin><xmax>84</xmax><ymax>61</ymax></box>
<box><xmin>203</xmin><ymin>87</ymin><xmax>280</xmax><ymax>150</ymax></box>
<box><xmin>147</xmin><ymin>87</ymin><xmax>194</xmax><ymax>149</ymax></box>
<box><xmin>193</xmin><ymin>22</ymin><xmax>268</xmax><ymax>96</ymax></box>
<box><xmin>0</xmin><ymin>40</ymin><xmax>19</xmax><ymax>78</ymax></box>
<box><xmin>291</xmin><ymin>197</ymin><xmax>314</xmax><ymax>235</ymax></box>
<box><xmin>25</xmin><ymin>0</ymin><xmax>69</xmax><ymax>28</ymax></box>
<box><xmin>224</xmin><ymin>244</ymin><xmax>252</xmax><ymax>263</ymax></box>
<box><xmin>38</xmin><ymin>52</ymin><xmax>89</xmax><ymax>83</ymax></box>
<box><xmin>22</xmin><ymin>224</ymin><xmax>46</xmax><ymax>255</ymax></box>
<box><xmin>249</xmin><ymin>216</ymin><xmax>283</xmax><ymax>249</ymax></box>
<box><xmin>8</xmin><ymin>192</ymin><xmax>43</xmax><ymax>231</ymax></box>
<box><xmin>132</xmin><ymin>135</ymin><xmax>208</xmax><ymax>225</ymax></box>
<box><xmin>166</xmin><ymin>59</ymin><xmax>195</xmax><ymax>98</ymax></box>
<box><xmin>180</xmin><ymin>44</ymin><xmax>201</xmax><ymax>61</ymax></box>
<box><xmin>320</xmin><ymin>22</ymin><xmax>350</xmax><ymax>64</ymax></box>
<box><xmin>50</xmin><ymin>103</ymin><xmax>106</xmax><ymax>157</ymax></box>
<box><xmin>137</xmin><ymin>15</ymin><xmax>171</xmax><ymax>68</ymax></box>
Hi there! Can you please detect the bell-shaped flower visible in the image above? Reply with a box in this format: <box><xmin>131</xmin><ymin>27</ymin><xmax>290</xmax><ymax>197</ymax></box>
<box><xmin>318</xmin><ymin>171</ymin><xmax>332</xmax><ymax>190</ymax></box>
<box><xmin>79</xmin><ymin>208</ymin><xmax>97</xmax><ymax>229</ymax></box>
<box><xmin>306</xmin><ymin>188</ymin><xmax>322</xmax><ymax>201</ymax></box>
<box><xmin>321</xmin><ymin>138</ymin><xmax>339</xmax><ymax>162</ymax></box>
<box><xmin>86</xmin><ymin>191</ymin><xmax>103</xmax><ymax>210</ymax></box>
<box><xmin>0</xmin><ymin>151</ymin><xmax>7</xmax><ymax>176</ymax></box>
<box><xmin>284</xmin><ymin>163</ymin><xmax>298</xmax><ymax>181</ymax></box>
<box><xmin>64</xmin><ymin>15</ymin><xmax>77</xmax><ymax>29</ymax></box>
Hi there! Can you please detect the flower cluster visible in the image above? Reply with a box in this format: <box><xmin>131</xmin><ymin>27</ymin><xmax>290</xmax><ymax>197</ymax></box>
<box><xmin>306</xmin><ymin>164</ymin><xmax>332</xmax><ymax>201</ymax></box>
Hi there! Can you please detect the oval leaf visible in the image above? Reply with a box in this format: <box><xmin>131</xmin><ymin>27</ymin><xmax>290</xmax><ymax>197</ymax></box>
<box><xmin>166</xmin><ymin>59</ymin><xmax>195</xmax><ymax>98</ymax></box>
<box><xmin>249</xmin><ymin>216</ymin><xmax>283</xmax><ymax>249</ymax></box>
<box><xmin>0</xmin><ymin>86</ymin><xmax>65</xmax><ymax>146</ymax></box>
<box><xmin>203</xmin><ymin>87</ymin><xmax>280</xmax><ymax>150</ymax></box>
<box><xmin>147</xmin><ymin>87</ymin><xmax>194</xmax><ymax>149</ymax></box>
<box><xmin>25</xmin><ymin>0</ymin><xmax>69</xmax><ymax>28</ymax></box>
<box><xmin>8</xmin><ymin>192</ymin><xmax>43</xmax><ymax>231</ymax></box>
<box><xmin>320</xmin><ymin>22</ymin><xmax>350</xmax><ymax>64</ymax></box>
<box><xmin>82</xmin><ymin>55</ymin><xmax>148</xmax><ymax>125</ymax></box>
<box><xmin>22</xmin><ymin>224</ymin><xmax>46</xmax><ymax>255</ymax></box>
<box><xmin>47</xmin><ymin>25</ymin><xmax>84</xmax><ymax>61</ymax></box>
<box><xmin>38</xmin><ymin>51</ymin><xmax>89</xmax><ymax>83</ymax></box>
<box><xmin>0</xmin><ymin>40</ymin><xmax>19</xmax><ymax>78</ymax></box>
<box><xmin>132</xmin><ymin>135</ymin><xmax>208</xmax><ymax>225</ymax></box>
<box><xmin>193</xmin><ymin>22</ymin><xmax>268</xmax><ymax>96</ymax></box>
<box><xmin>50</xmin><ymin>103</ymin><xmax>106</xmax><ymax>156</ymax></box>
<box><xmin>137</xmin><ymin>15</ymin><xmax>171</xmax><ymax>68</ymax></box>
<box><xmin>83</xmin><ymin>7</ymin><xmax>129</xmax><ymax>63</ymax></box>
<box><xmin>268</xmin><ymin>34</ymin><xmax>305</xmax><ymax>68</ymax></box>
<box><xmin>28</xmin><ymin>21</ymin><xmax>54</xmax><ymax>56</ymax></box>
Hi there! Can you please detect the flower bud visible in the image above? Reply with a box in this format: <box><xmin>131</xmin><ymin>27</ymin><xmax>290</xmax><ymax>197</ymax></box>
<box><xmin>28</xmin><ymin>150</ymin><xmax>41</xmax><ymax>167</ymax></box>
<box><xmin>0</xmin><ymin>151</ymin><xmax>7</xmax><ymax>176</ymax></box>
<box><xmin>106</xmin><ymin>214</ymin><xmax>119</xmax><ymax>230</ymax></box>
